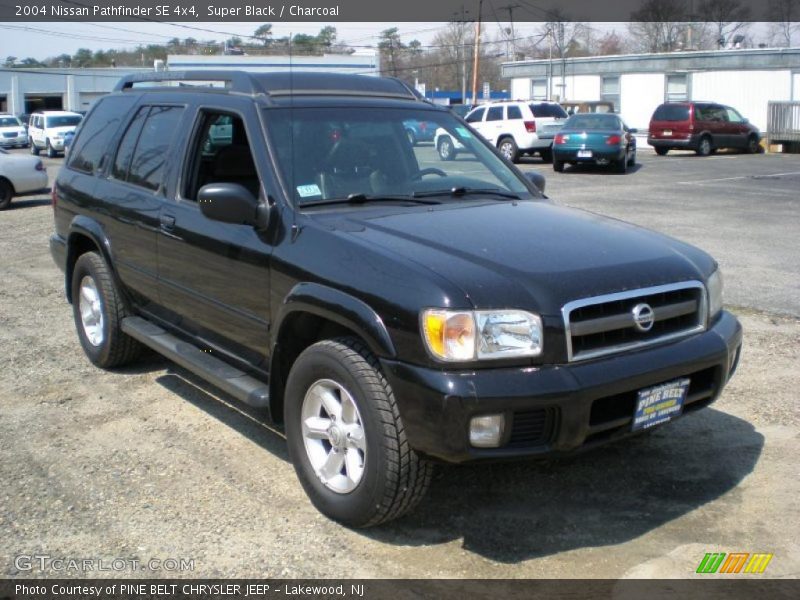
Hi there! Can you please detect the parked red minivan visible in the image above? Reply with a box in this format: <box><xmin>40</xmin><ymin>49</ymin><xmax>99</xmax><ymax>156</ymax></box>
<box><xmin>648</xmin><ymin>102</ymin><xmax>761</xmax><ymax>156</ymax></box>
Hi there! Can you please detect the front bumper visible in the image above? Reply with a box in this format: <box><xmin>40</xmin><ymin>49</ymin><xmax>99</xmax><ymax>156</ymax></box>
<box><xmin>0</xmin><ymin>136</ymin><xmax>27</xmax><ymax>147</ymax></box>
<box><xmin>381</xmin><ymin>311</ymin><xmax>742</xmax><ymax>463</ymax></box>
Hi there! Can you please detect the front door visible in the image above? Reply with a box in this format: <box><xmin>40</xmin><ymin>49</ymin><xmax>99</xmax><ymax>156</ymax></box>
<box><xmin>156</xmin><ymin>106</ymin><xmax>273</xmax><ymax>367</ymax></box>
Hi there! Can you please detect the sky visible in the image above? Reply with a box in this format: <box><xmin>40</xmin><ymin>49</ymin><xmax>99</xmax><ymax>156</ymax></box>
<box><xmin>0</xmin><ymin>21</ymin><xmax>619</xmax><ymax>61</ymax></box>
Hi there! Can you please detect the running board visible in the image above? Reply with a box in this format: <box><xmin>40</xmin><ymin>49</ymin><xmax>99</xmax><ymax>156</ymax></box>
<box><xmin>121</xmin><ymin>316</ymin><xmax>270</xmax><ymax>408</ymax></box>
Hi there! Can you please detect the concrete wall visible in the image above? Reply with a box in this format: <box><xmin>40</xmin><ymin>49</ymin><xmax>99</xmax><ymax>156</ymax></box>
<box><xmin>621</xmin><ymin>73</ymin><xmax>665</xmax><ymax>130</ymax></box>
<box><xmin>692</xmin><ymin>70</ymin><xmax>792</xmax><ymax>130</ymax></box>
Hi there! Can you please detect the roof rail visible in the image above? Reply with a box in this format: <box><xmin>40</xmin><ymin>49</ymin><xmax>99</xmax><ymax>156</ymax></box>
<box><xmin>113</xmin><ymin>70</ymin><xmax>264</xmax><ymax>95</ymax></box>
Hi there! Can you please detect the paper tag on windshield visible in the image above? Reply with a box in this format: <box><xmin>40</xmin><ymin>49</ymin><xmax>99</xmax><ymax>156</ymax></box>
<box><xmin>297</xmin><ymin>184</ymin><xmax>322</xmax><ymax>198</ymax></box>
<box><xmin>455</xmin><ymin>126</ymin><xmax>472</xmax><ymax>139</ymax></box>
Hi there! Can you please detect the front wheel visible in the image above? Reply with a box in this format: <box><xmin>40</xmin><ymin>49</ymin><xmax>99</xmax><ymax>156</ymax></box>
<box><xmin>30</xmin><ymin>140</ymin><xmax>40</xmax><ymax>156</ymax></box>
<box><xmin>0</xmin><ymin>179</ymin><xmax>13</xmax><ymax>210</ymax></box>
<box><xmin>747</xmin><ymin>135</ymin><xmax>761</xmax><ymax>154</ymax></box>
<box><xmin>285</xmin><ymin>338</ymin><xmax>432</xmax><ymax>527</ymax></box>
<box><xmin>46</xmin><ymin>139</ymin><xmax>57</xmax><ymax>159</ymax></box>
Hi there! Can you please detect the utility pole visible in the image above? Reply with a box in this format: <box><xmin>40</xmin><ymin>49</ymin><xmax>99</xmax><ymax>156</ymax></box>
<box><xmin>471</xmin><ymin>0</ymin><xmax>483</xmax><ymax>105</ymax></box>
<box><xmin>500</xmin><ymin>3</ymin><xmax>520</xmax><ymax>58</ymax></box>
<box><xmin>453</xmin><ymin>5</ymin><xmax>470</xmax><ymax>105</ymax></box>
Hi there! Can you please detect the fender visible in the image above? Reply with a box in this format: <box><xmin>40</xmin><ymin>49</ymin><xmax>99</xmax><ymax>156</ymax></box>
<box><xmin>64</xmin><ymin>215</ymin><xmax>117</xmax><ymax>303</ymax></box>
<box><xmin>273</xmin><ymin>282</ymin><xmax>397</xmax><ymax>359</ymax></box>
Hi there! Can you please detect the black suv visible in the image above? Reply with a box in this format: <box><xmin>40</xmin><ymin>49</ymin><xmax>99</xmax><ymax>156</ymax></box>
<box><xmin>51</xmin><ymin>71</ymin><xmax>742</xmax><ymax>527</ymax></box>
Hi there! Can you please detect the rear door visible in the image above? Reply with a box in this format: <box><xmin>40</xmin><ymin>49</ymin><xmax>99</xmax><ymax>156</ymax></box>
<box><xmin>155</xmin><ymin>102</ymin><xmax>273</xmax><ymax>366</ymax></box>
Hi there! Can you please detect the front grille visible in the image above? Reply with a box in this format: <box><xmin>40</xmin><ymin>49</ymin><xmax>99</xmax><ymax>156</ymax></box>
<box><xmin>2</xmin><ymin>132</ymin><xmax>18</xmax><ymax>138</ymax></box>
<box><xmin>563</xmin><ymin>282</ymin><xmax>706</xmax><ymax>362</ymax></box>
<box><xmin>506</xmin><ymin>407</ymin><xmax>558</xmax><ymax>448</ymax></box>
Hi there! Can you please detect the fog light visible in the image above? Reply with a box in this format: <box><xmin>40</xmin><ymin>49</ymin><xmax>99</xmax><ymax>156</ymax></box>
<box><xmin>469</xmin><ymin>414</ymin><xmax>506</xmax><ymax>448</ymax></box>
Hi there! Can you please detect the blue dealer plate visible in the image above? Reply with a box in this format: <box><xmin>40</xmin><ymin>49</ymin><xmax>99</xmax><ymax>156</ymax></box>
<box><xmin>631</xmin><ymin>378</ymin><xmax>690</xmax><ymax>432</ymax></box>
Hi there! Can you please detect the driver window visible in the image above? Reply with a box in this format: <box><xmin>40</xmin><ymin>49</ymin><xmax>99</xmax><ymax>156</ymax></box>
<box><xmin>184</xmin><ymin>111</ymin><xmax>259</xmax><ymax>201</ymax></box>
<box><xmin>726</xmin><ymin>108</ymin><xmax>743</xmax><ymax>123</ymax></box>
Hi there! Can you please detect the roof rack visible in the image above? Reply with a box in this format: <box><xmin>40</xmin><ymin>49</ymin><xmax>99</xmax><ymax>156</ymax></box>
<box><xmin>113</xmin><ymin>71</ymin><xmax>265</xmax><ymax>95</ymax></box>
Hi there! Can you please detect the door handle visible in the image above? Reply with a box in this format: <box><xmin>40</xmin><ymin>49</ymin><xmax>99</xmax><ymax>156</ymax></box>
<box><xmin>160</xmin><ymin>214</ymin><xmax>176</xmax><ymax>232</ymax></box>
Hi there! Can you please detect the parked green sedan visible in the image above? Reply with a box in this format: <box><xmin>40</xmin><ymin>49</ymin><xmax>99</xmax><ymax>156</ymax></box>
<box><xmin>552</xmin><ymin>113</ymin><xmax>637</xmax><ymax>174</ymax></box>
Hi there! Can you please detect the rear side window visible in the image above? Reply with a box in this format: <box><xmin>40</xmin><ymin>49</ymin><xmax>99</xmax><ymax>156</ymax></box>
<box><xmin>652</xmin><ymin>104</ymin><xmax>690</xmax><ymax>121</ymax></box>
<box><xmin>507</xmin><ymin>106</ymin><xmax>523</xmax><ymax>120</ymax></box>
<box><xmin>530</xmin><ymin>103</ymin><xmax>568</xmax><ymax>119</ymax></box>
<box><xmin>465</xmin><ymin>107</ymin><xmax>485</xmax><ymax>123</ymax></box>
<box><xmin>68</xmin><ymin>96</ymin><xmax>136</xmax><ymax>174</ymax></box>
<box><xmin>112</xmin><ymin>107</ymin><xmax>148</xmax><ymax>181</ymax></box>
<box><xmin>113</xmin><ymin>106</ymin><xmax>184</xmax><ymax>191</ymax></box>
<box><xmin>486</xmin><ymin>106</ymin><xmax>504</xmax><ymax>121</ymax></box>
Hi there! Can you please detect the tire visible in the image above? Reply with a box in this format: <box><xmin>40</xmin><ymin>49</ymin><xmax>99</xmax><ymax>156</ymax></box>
<box><xmin>615</xmin><ymin>156</ymin><xmax>628</xmax><ymax>174</ymax></box>
<box><xmin>30</xmin><ymin>140</ymin><xmax>40</xmax><ymax>156</ymax></box>
<box><xmin>406</xmin><ymin>129</ymin><xmax>417</xmax><ymax>146</ymax></box>
<box><xmin>552</xmin><ymin>158</ymin><xmax>565</xmax><ymax>172</ymax></box>
<box><xmin>747</xmin><ymin>135</ymin><xmax>760</xmax><ymax>154</ymax></box>
<box><xmin>71</xmin><ymin>252</ymin><xmax>142</xmax><ymax>369</ymax></box>
<box><xmin>627</xmin><ymin>147</ymin><xmax>636</xmax><ymax>167</ymax></box>
<box><xmin>696</xmin><ymin>136</ymin><xmax>712</xmax><ymax>157</ymax></box>
<box><xmin>0</xmin><ymin>179</ymin><xmax>13</xmax><ymax>210</ymax></box>
<box><xmin>498</xmin><ymin>137</ymin><xmax>519</xmax><ymax>163</ymax></box>
<box><xmin>655</xmin><ymin>147</ymin><xmax>668</xmax><ymax>156</ymax></box>
<box><xmin>437</xmin><ymin>136</ymin><xmax>455</xmax><ymax>161</ymax></box>
<box><xmin>284</xmin><ymin>337</ymin><xmax>433</xmax><ymax>528</ymax></box>
<box><xmin>46</xmin><ymin>139</ymin><xmax>57</xmax><ymax>159</ymax></box>
<box><xmin>540</xmin><ymin>148</ymin><xmax>553</xmax><ymax>163</ymax></box>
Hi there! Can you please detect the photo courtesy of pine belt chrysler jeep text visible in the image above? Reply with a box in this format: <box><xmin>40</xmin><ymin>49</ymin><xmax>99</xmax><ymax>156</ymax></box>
<box><xmin>50</xmin><ymin>72</ymin><xmax>743</xmax><ymax>527</ymax></box>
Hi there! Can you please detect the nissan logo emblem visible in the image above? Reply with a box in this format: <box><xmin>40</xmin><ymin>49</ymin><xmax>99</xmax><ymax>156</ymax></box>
<box><xmin>632</xmin><ymin>303</ymin><xmax>655</xmax><ymax>332</ymax></box>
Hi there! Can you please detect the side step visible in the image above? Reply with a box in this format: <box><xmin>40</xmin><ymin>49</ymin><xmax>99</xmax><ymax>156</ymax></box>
<box><xmin>121</xmin><ymin>316</ymin><xmax>270</xmax><ymax>408</ymax></box>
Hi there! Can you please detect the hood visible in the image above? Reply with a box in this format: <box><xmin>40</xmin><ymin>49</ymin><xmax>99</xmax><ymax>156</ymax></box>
<box><xmin>314</xmin><ymin>201</ymin><xmax>714</xmax><ymax>314</ymax></box>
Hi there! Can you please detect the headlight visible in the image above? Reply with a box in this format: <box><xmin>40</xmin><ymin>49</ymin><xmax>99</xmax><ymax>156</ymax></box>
<box><xmin>421</xmin><ymin>309</ymin><xmax>542</xmax><ymax>361</ymax></box>
<box><xmin>707</xmin><ymin>269</ymin><xmax>723</xmax><ymax>320</ymax></box>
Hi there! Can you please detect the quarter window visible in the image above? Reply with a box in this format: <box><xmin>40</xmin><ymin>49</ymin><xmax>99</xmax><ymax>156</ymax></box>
<box><xmin>507</xmin><ymin>106</ymin><xmax>523</xmax><ymax>120</ymax></box>
<box><xmin>68</xmin><ymin>96</ymin><xmax>136</xmax><ymax>174</ymax></box>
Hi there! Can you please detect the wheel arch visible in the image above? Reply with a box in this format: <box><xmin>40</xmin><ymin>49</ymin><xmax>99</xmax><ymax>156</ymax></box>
<box><xmin>0</xmin><ymin>175</ymin><xmax>16</xmax><ymax>195</ymax></box>
<box><xmin>65</xmin><ymin>216</ymin><xmax>117</xmax><ymax>304</ymax></box>
<box><xmin>268</xmin><ymin>283</ymin><xmax>397</xmax><ymax>423</ymax></box>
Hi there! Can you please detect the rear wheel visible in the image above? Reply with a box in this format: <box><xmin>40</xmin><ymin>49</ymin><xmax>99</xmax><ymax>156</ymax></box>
<box><xmin>498</xmin><ymin>137</ymin><xmax>519</xmax><ymax>163</ymax></box>
<box><xmin>655</xmin><ymin>147</ymin><xmax>668</xmax><ymax>156</ymax></box>
<box><xmin>437</xmin><ymin>136</ymin><xmax>455</xmax><ymax>161</ymax></box>
<box><xmin>540</xmin><ymin>148</ymin><xmax>553</xmax><ymax>163</ymax></box>
<box><xmin>627</xmin><ymin>147</ymin><xmax>637</xmax><ymax>167</ymax></box>
<box><xmin>0</xmin><ymin>179</ymin><xmax>13</xmax><ymax>210</ymax></box>
<box><xmin>285</xmin><ymin>337</ymin><xmax>432</xmax><ymax>527</ymax></box>
<box><xmin>615</xmin><ymin>156</ymin><xmax>628</xmax><ymax>174</ymax></box>
<box><xmin>553</xmin><ymin>158</ymin><xmax>564</xmax><ymax>172</ymax></box>
<box><xmin>696</xmin><ymin>136</ymin><xmax>712</xmax><ymax>156</ymax></box>
<box><xmin>71</xmin><ymin>252</ymin><xmax>142</xmax><ymax>368</ymax></box>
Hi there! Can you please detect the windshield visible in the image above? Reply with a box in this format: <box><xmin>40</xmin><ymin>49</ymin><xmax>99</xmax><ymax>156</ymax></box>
<box><xmin>265</xmin><ymin>106</ymin><xmax>533</xmax><ymax>206</ymax></box>
<box><xmin>46</xmin><ymin>115</ymin><xmax>82</xmax><ymax>128</ymax></box>
<box><xmin>565</xmin><ymin>114</ymin><xmax>621</xmax><ymax>130</ymax></box>
<box><xmin>0</xmin><ymin>117</ymin><xmax>21</xmax><ymax>127</ymax></box>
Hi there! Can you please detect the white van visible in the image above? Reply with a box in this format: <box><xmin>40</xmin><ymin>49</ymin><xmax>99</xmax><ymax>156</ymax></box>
<box><xmin>28</xmin><ymin>111</ymin><xmax>82</xmax><ymax>158</ymax></box>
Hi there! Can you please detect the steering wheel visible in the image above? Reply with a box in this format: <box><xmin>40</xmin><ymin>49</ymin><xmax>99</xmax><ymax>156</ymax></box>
<box><xmin>411</xmin><ymin>167</ymin><xmax>447</xmax><ymax>180</ymax></box>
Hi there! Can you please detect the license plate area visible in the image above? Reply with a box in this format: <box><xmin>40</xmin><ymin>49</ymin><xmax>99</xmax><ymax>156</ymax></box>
<box><xmin>663</xmin><ymin>129</ymin><xmax>672</xmax><ymax>136</ymax></box>
<box><xmin>577</xmin><ymin>149</ymin><xmax>593</xmax><ymax>158</ymax></box>
<box><xmin>632</xmin><ymin>378</ymin><xmax>689</xmax><ymax>431</ymax></box>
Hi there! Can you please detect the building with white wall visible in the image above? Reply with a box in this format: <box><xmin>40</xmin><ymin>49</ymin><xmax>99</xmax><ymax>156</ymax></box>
<box><xmin>167</xmin><ymin>51</ymin><xmax>379</xmax><ymax>75</ymax></box>
<box><xmin>502</xmin><ymin>47</ymin><xmax>800</xmax><ymax>132</ymax></box>
<box><xmin>0</xmin><ymin>67</ymin><xmax>150</xmax><ymax>116</ymax></box>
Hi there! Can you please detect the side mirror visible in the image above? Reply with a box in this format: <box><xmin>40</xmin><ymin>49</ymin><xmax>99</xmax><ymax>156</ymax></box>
<box><xmin>742</xmin><ymin>117</ymin><xmax>749</xmax><ymax>124</ymax></box>
<box><xmin>524</xmin><ymin>171</ymin><xmax>546</xmax><ymax>194</ymax></box>
<box><xmin>198</xmin><ymin>183</ymin><xmax>264</xmax><ymax>227</ymax></box>
<box><xmin>629</xmin><ymin>127</ymin><xmax>638</xmax><ymax>134</ymax></box>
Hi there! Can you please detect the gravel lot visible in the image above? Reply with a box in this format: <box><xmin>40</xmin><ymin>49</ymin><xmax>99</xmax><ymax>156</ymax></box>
<box><xmin>1</xmin><ymin>149</ymin><xmax>798</xmax><ymax>579</ymax></box>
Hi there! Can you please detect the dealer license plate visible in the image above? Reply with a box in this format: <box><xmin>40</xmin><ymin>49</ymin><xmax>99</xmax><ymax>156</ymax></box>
<box><xmin>663</xmin><ymin>129</ymin><xmax>672</xmax><ymax>136</ymax></box>
<box><xmin>631</xmin><ymin>378</ymin><xmax>690</xmax><ymax>432</ymax></box>
<box><xmin>577</xmin><ymin>150</ymin><xmax>593</xmax><ymax>158</ymax></box>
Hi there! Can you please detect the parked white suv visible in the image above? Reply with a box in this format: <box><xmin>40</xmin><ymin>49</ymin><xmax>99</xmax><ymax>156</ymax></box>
<box><xmin>0</xmin><ymin>114</ymin><xmax>29</xmax><ymax>149</ymax></box>
<box><xmin>28</xmin><ymin>111</ymin><xmax>82</xmax><ymax>158</ymax></box>
<box><xmin>463</xmin><ymin>101</ymin><xmax>568</xmax><ymax>163</ymax></box>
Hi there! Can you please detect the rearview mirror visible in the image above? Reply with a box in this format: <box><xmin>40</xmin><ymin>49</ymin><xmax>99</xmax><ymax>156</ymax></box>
<box><xmin>524</xmin><ymin>171</ymin><xmax>546</xmax><ymax>194</ymax></box>
<box><xmin>198</xmin><ymin>183</ymin><xmax>262</xmax><ymax>226</ymax></box>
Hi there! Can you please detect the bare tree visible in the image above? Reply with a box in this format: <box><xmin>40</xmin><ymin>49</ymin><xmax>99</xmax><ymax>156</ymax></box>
<box><xmin>595</xmin><ymin>31</ymin><xmax>626</xmax><ymax>56</ymax></box>
<box><xmin>697</xmin><ymin>0</ymin><xmax>751</xmax><ymax>47</ymax></box>
<box><xmin>628</xmin><ymin>0</ymin><xmax>691</xmax><ymax>52</ymax></box>
<box><xmin>767</xmin><ymin>0</ymin><xmax>800</xmax><ymax>46</ymax></box>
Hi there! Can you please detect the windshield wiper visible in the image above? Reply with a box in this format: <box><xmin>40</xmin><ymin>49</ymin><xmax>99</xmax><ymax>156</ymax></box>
<box><xmin>412</xmin><ymin>187</ymin><xmax>520</xmax><ymax>200</ymax></box>
<box><xmin>300</xmin><ymin>193</ymin><xmax>441</xmax><ymax>208</ymax></box>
